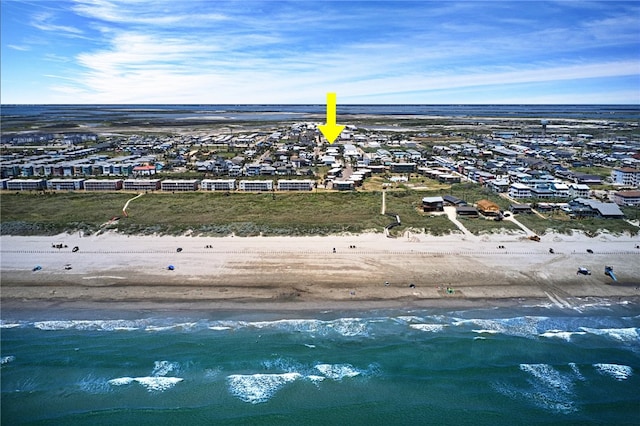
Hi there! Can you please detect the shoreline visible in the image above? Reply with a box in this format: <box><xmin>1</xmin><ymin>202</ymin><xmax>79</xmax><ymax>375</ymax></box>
<box><xmin>2</xmin><ymin>231</ymin><xmax>639</xmax><ymax>317</ymax></box>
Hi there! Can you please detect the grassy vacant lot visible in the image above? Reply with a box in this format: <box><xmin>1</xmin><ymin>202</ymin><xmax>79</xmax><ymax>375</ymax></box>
<box><xmin>1</xmin><ymin>192</ymin><xmax>388</xmax><ymax>236</ymax></box>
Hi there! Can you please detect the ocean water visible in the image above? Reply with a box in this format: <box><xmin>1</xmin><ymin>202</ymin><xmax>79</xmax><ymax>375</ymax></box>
<box><xmin>1</xmin><ymin>303</ymin><xmax>639</xmax><ymax>425</ymax></box>
<box><xmin>2</xmin><ymin>104</ymin><xmax>639</xmax><ymax>123</ymax></box>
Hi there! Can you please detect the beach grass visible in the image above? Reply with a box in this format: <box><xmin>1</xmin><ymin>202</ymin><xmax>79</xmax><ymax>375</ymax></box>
<box><xmin>1</xmin><ymin>191</ymin><xmax>636</xmax><ymax>237</ymax></box>
<box><xmin>514</xmin><ymin>212</ymin><xmax>639</xmax><ymax>236</ymax></box>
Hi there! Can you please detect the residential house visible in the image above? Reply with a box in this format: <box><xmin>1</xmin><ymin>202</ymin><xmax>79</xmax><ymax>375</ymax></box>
<box><xmin>487</xmin><ymin>179</ymin><xmax>509</xmax><ymax>193</ymax></box>
<box><xmin>47</xmin><ymin>179</ymin><xmax>85</xmax><ymax>191</ymax></box>
<box><xmin>7</xmin><ymin>179</ymin><xmax>47</xmax><ymax>191</ymax></box>
<box><xmin>133</xmin><ymin>165</ymin><xmax>156</xmax><ymax>176</ymax></box>
<box><xmin>509</xmin><ymin>183</ymin><xmax>531</xmax><ymax>199</ymax></box>
<box><xmin>476</xmin><ymin>199</ymin><xmax>501</xmax><ymax>216</ymax></box>
<box><xmin>332</xmin><ymin>180</ymin><xmax>354</xmax><ymax>191</ymax></box>
<box><xmin>123</xmin><ymin>179</ymin><xmax>161</xmax><ymax>191</ymax></box>
<box><xmin>161</xmin><ymin>179</ymin><xmax>199</xmax><ymax>192</ymax></box>
<box><xmin>612</xmin><ymin>190</ymin><xmax>640</xmax><ymax>206</ymax></box>
<box><xmin>277</xmin><ymin>179</ymin><xmax>315</xmax><ymax>191</ymax></box>
<box><xmin>422</xmin><ymin>196</ymin><xmax>444</xmax><ymax>212</ymax></box>
<box><xmin>84</xmin><ymin>179</ymin><xmax>123</xmax><ymax>191</ymax></box>
<box><xmin>390</xmin><ymin>163</ymin><xmax>416</xmax><ymax>173</ymax></box>
<box><xmin>509</xmin><ymin>204</ymin><xmax>533</xmax><ymax>214</ymax></box>
<box><xmin>201</xmin><ymin>179</ymin><xmax>235</xmax><ymax>191</ymax></box>
<box><xmin>550</xmin><ymin>182</ymin><xmax>569</xmax><ymax>198</ymax></box>
<box><xmin>569</xmin><ymin>198</ymin><xmax>624</xmax><ymax>219</ymax></box>
<box><xmin>238</xmin><ymin>180</ymin><xmax>273</xmax><ymax>191</ymax></box>
<box><xmin>611</xmin><ymin>167</ymin><xmax>640</xmax><ymax>187</ymax></box>
<box><xmin>568</xmin><ymin>183</ymin><xmax>590</xmax><ymax>198</ymax></box>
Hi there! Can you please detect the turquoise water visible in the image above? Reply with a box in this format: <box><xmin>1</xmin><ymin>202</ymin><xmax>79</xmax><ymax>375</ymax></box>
<box><xmin>1</xmin><ymin>303</ymin><xmax>639</xmax><ymax>425</ymax></box>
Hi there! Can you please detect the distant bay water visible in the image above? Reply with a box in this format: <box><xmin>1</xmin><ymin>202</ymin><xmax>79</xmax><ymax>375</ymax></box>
<box><xmin>1</xmin><ymin>104</ymin><xmax>639</xmax><ymax>126</ymax></box>
<box><xmin>1</xmin><ymin>303</ymin><xmax>639</xmax><ymax>425</ymax></box>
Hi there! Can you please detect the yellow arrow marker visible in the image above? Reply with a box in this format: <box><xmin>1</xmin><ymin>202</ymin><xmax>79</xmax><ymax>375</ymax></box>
<box><xmin>317</xmin><ymin>92</ymin><xmax>345</xmax><ymax>144</ymax></box>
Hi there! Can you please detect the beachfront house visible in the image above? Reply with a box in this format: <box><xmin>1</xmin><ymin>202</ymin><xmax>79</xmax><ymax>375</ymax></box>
<box><xmin>123</xmin><ymin>179</ymin><xmax>161</xmax><ymax>191</ymax></box>
<box><xmin>7</xmin><ymin>178</ymin><xmax>47</xmax><ymax>191</ymax></box>
<box><xmin>201</xmin><ymin>179</ymin><xmax>235</xmax><ymax>191</ymax></box>
<box><xmin>47</xmin><ymin>178</ymin><xmax>85</xmax><ymax>191</ymax></box>
<box><xmin>238</xmin><ymin>180</ymin><xmax>273</xmax><ymax>191</ymax></box>
<box><xmin>456</xmin><ymin>206</ymin><xmax>478</xmax><ymax>217</ymax></box>
<box><xmin>422</xmin><ymin>196</ymin><xmax>444</xmax><ymax>212</ymax></box>
<box><xmin>568</xmin><ymin>198</ymin><xmax>624</xmax><ymax>219</ymax></box>
<box><xmin>161</xmin><ymin>179</ymin><xmax>199</xmax><ymax>192</ymax></box>
<box><xmin>476</xmin><ymin>199</ymin><xmax>501</xmax><ymax>216</ymax></box>
<box><xmin>84</xmin><ymin>179</ymin><xmax>123</xmax><ymax>191</ymax></box>
<box><xmin>277</xmin><ymin>179</ymin><xmax>315</xmax><ymax>191</ymax></box>
<box><xmin>509</xmin><ymin>204</ymin><xmax>533</xmax><ymax>214</ymax></box>
<box><xmin>332</xmin><ymin>180</ymin><xmax>355</xmax><ymax>191</ymax></box>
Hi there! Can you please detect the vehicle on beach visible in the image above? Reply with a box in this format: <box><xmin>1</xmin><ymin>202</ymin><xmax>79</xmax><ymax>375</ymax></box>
<box><xmin>577</xmin><ymin>267</ymin><xmax>591</xmax><ymax>275</ymax></box>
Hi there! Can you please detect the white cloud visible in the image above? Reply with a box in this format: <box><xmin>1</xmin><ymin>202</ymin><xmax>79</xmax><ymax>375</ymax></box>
<box><xmin>5</xmin><ymin>0</ymin><xmax>637</xmax><ymax>103</ymax></box>
<box><xmin>7</xmin><ymin>44</ymin><xmax>30</xmax><ymax>51</ymax></box>
<box><xmin>31</xmin><ymin>12</ymin><xmax>84</xmax><ymax>36</ymax></box>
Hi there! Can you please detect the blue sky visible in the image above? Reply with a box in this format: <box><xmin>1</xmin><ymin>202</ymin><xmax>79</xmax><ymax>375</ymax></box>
<box><xmin>1</xmin><ymin>0</ymin><xmax>639</xmax><ymax>104</ymax></box>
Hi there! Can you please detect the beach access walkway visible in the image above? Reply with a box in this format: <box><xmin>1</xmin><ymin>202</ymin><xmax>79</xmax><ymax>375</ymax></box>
<box><xmin>443</xmin><ymin>206</ymin><xmax>474</xmax><ymax>237</ymax></box>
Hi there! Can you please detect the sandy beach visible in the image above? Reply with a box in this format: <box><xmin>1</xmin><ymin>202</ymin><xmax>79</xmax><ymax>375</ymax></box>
<box><xmin>2</xmin><ymin>230</ymin><xmax>639</xmax><ymax>313</ymax></box>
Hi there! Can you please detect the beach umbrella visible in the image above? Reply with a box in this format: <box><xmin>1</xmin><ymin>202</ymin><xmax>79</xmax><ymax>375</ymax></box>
<box><xmin>167</xmin><ymin>265</ymin><xmax>175</xmax><ymax>271</ymax></box>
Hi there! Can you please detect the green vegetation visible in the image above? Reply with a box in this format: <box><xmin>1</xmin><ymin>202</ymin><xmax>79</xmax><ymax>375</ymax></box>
<box><xmin>1</xmin><ymin>188</ymin><xmax>636</xmax><ymax>237</ymax></box>
<box><xmin>459</xmin><ymin>217</ymin><xmax>522</xmax><ymax>234</ymax></box>
<box><xmin>515</xmin><ymin>212</ymin><xmax>638</xmax><ymax>236</ymax></box>
<box><xmin>571</xmin><ymin>166</ymin><xmax>612</xmax><ymax>180</ymax></box>
<box><xmin>1</xmin><ymin>192</ymin><xmax>387</xmax><ymax>236</ymax></box>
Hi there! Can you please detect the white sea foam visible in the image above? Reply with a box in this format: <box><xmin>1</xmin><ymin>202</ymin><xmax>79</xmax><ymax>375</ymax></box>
<box><xmin>304</xmin><ymin>343</ymin><xmax>316</xmax><ymax>348</ymax></box>
<box><xmin>33</xmin><ymin>320</ymin><xmax>143</xmax><ymax>331</ymax></box>
<box><xmin>329</xmin><ymin>318</ymin><xmax>369</xmax><ymax>337</ymax></box>
<box><xmin>247</xmin><ymin>318</ymin><xmax>367</xmax><ymax>337</ymax></box>
<box><xmin>456</xmin><ymin>317</ymin><xmax>545</xmax><ymax>338</ymax></box>
<box><xmin>569</xmin><ymin>363</ymin><xmax>585</xmax><ymax>381</ymax></box>
<box><xmin>314</xmin><ymin>363</ymin><xmax>361</xmax><ymax>381</ymax></box>
<box><xmin>305</xmin><ymin>375</ymin><xmax>326</xmax><ymax>384</ymax></box>
<box><xmin>511</xmin><ymin>363</ymin><xmax>578</xmax><ymax>414</ymax></box>
<box><xmin>227</xmin><ymin>373</ymin><xmax>301</xmax><ymax>404</ymax></box>
<box><xmin>0</xmin><ymin>321</ymin><xmax>22</xmax><ymax>329</ymax></box>
<box><xmin>208</xmin><ymin>326</ymin><xmax>232</xmax><ymax>331</ymax></box>
<box><xmin>248</xmin><ymin>319</ymin><xmax>322</xmax><ymax>333</ymax></box>
<box><xmin>108</xmin><ymin>376</ymin><xmax>183</xmax><ymax>392</ymax></box>
<box><xmin>395</xmin><ymin>315</ymin><xmax>425</xmax><ymax>323</ymax></box>
<box><xmin>520</xmin><ymin>364</ymin><xmax>574</xmax><ymax>394</ymax></box>
<box><xmin>540</xmin><ymin>330</ymin><xmax>587</xmax><ymax>342</ymax></box>
<box><xmin>246</xmin><ymin>317</ymin><xmax>370</xmax><ymax>337</ymax></box>
<box><xmin>593</xmin><ymin>363</ymin><xmax>633</xmax><ymax>381</ymax></box>
<box><xmin>409</xmin><ymin>324</ymin><xmax>445</xmax><ymax>332</ymax></box>
<box><xmin>580</xmin><ymin>327</ymin><xmax>639</xmax><ymax>343</ymax></box>
<box><xmin>135</xmin><ymin>377</ymin><xmax>184</xmax><ymax>392</ymax></box>
<box><xmin>78</xmin><ymin>375</ymin><xmax>110</xmax><ymax>394</ymax></box>
<box><xmin>144</xmin><ymin>325</ymin><xmax>175</xmax><ymax>332</ymax></box>
<box><xmin>1</xmin><ymin>355</ymin><xmax>16</xmax><ymax>365</ymax></box>
<box><xmin>472</xmin><ymin>329</ymin><xmax>501</xmax><ymax>334</ymax></box>
<box><xmin>108</xmin><ymin>377</ymin><xmax>135</xmax><ymax>386</ymax></box>
<box><xmin>152</xmin><ymin>360</ymin><xmax>179</xmax><ymax>377</ymax></box>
